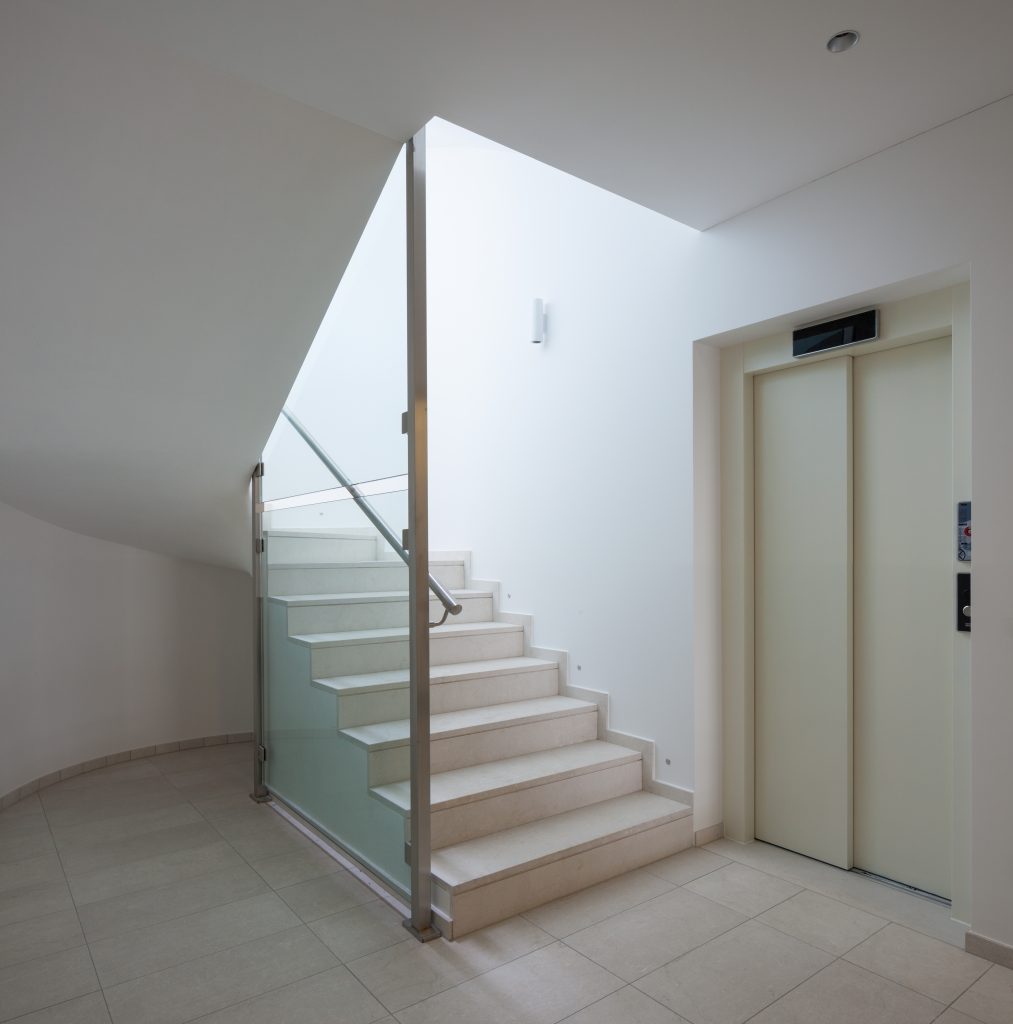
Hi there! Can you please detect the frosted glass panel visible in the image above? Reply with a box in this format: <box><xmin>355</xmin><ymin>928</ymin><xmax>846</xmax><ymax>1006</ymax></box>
<box><xmin>262</xmin><ymin>492</ymin><xmax>410</xmax><ymax>893</ymax></box>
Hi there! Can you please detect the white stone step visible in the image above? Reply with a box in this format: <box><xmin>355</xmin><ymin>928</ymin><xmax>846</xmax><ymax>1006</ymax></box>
<box><xmin>265</xmin><ymin>530</ymin><xmax>379</xmax><ymax>565</ymax></box>
<box><xmin>268</xmin><ymin>560</ymin><xmax>465</xmax><ymax>597</ymax></box>
<box><xmin>342</xmin><ymin>696</ymin><xmax>599</xmax><ymax>785</ymax></box>
<box><xmin>313</xmin><ymin>656</ymin><xmax>560</xmax><ymax>727</ymax></box>
<box><xmin>271</xmin><ymin>589</ymin><xmax>493</xmax><ymax>634</ymax></box>
<box><xmin>292</xmin><ymin>621</ymin><xmax>524</xmax><ymax>677</ymax></box>
<box><xmin>372</xmin><ymin>740</ymin><xmax>643</xmax><ymax>848</ymax></box>
<box><xmin>431</xmin><ymin>792</ymin><xmax>693</xmax><ymax>937</ymax></box>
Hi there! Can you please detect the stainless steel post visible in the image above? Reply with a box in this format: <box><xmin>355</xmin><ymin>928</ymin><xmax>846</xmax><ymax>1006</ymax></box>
<box><xmin>250</xmin><ymin>462</ymin><xmax>270</xmax><ymax>803</ymax></box>
<box><xmin>404</xmin><ymin>130</ymin><xmax>439</xmax><ymax>941</ymax></box>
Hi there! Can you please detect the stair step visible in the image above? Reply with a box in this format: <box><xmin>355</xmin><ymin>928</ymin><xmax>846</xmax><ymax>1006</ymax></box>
<box><xmin>342</xmin><ymin>695</ymin><xmax>595</xmax><ymax>751</ymax></box>
<box><xmin>265</xmin><ymin>531</ymin><xmax>378</xmax><ymax>564</ymax></box>
<box><xmin>314</xmin><ymin>656</ymin><xmax>558</xmax><ymax>696</ymax></box>
<box><xmin>433</xmin><ymin>792</ymin><xmax>690</xmax><ymax>893</ymax></box>
<box><xmin>294</xmin><ymin>621</ymin><xmax>524</xmax><ymax>676</ymax></box>
<box><xmin>314</xmin><ymin>656</ymin><xmax>561</xmax><ymax>727</ymax></box>
<box><xmin>268</xmin><ymin>560</ymin><xmax>464</xmax><ymax>596</ymax></box>
<box><xmin>291</xmin><ymin>619</ymin><xmax>520</xmax><ymax>650</ymax></box>
<box><xmin>271</xmin><ymin>589</ymin><xmax>493</xmax><ymax>632</ymax></box>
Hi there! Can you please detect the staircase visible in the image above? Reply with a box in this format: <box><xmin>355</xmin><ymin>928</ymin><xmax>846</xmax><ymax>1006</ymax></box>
<box><xmin>265</xmin><ymin>528</ymin><xmax>692</xmax><ymax>937</ymax></box>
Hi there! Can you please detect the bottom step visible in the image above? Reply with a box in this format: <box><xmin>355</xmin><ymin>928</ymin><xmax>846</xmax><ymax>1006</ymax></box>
<box><xmin>432</xmin><ymin>792</ymin><xmax>692</xmax><ymax>937</ymax></box>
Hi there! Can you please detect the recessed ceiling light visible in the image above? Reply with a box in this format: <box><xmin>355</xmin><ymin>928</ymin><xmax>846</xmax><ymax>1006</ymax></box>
<box><xmin>827</xmin><ymin>30</ymin><xmax>860</xmax><ymax>53</ymax></box>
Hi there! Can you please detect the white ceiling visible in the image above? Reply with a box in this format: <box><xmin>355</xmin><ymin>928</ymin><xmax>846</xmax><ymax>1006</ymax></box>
<box><xmin>50</xmin><ymin>0</ymin><xmax>1013</xmax><ymax>228</ymax></box>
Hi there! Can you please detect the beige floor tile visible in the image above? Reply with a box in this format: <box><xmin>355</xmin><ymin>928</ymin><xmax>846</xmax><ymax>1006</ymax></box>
<box><xmin>59</xmin><ymin>821</ymin><xmax>222</xmax><ymax>877</ymax></box>
<box><xmin>5</xmin><ymin>992</ymin><xmax>111</xmax><ymax>1024</ymax></box>
<box><xmin>644</xmin><ymin>847</ymin><xmax>730</xmax><ymax>887</ymax></box>
<box><xmin>348</xmin><ymin>915</ymin><xmax>553</xmax><ymax>1012</ymax></box>
<box><xmin>703</xmin><ymin>841</ymin><xmax>966</xmax><ymax>946</ymax></box>
<box><xmin>274</xmin><ymin>870</ymin><xmax>375</xmax><ymax>923</ymax></box>
<box><xmin>952</xmin><ymin>963</ymin><xmax>1013</xmax><ymax>1024</ymax></box>
<box><xmin>0</xmin><ymin>882</ymin><xmax>75</xmax><ymax>930</ymax></box>
<box><xmin>103</xmin><ymin>926</ymin><xmax>336</xmax><ymax>1024</ymax></box>
<box><xmin>0</xmin><ymin>829</ymin><xmax>55</xmax><ymax>866</ymax></box>
<box><xmin>190</xmin><ymin>964</ymin><xmax>387</xmax><ymax>1024</ymax></box>
<box><xmin>395</xmin><ymin>941</ymin><xmax>623</xmax><ymax>1024</ymax></box>
<box><xmin>0</xmin><ymin>853</ymin><xmax>65</xmax><ymax>897</ymax></box>
<box><xmin>0</xmin><ymin>909</ymin><xmax>83</xmax><ymax>969</ymax></box>
<box><xmin>634</xmin><ymin>921</ymin><xmax>833</xmax><ymax>1024</ymax></box>
<box><xmin>40</xmin><ymin>779</ymin><xmax>187</xmax><ymax>829</ymax></box>
<box><xmin>845</xmin><ymin>923</ymin><xmax>991</xmax><ymax>1003</ymax></box>
<box><xmin>309</xmin><ymin>900</ymin><xmax>408</xmax><ymax>961</ymax></box>
<box><xmin>758</xmin><ymin>889</ymin><xmax>887</xmax><ymax>955</ymax></box>
<box><xmin>49</xmin><ymin>803</ymin><xmax>204</xmax><ymax>851</ymax></box>
<box><xmin>77</xmin><ymin>863</ymin><xmax>270</xmax><ymax>942</ymax></box>
<box><xmin>69</xmin><ymin>841</ymin><xmax>245</xmax><ymax>906</ymax></box>
<box><xmin>47</xmin><ymin>761</ymin><xmax>161</xmax><ymax>790</ymax></box>
<box><xmin>683</xmin><ymin>862</ymin><xmax>800</xmax><ymax>917</ymax></box>
<box><xmin>934</xmin><ymin>1010</ymin><xmax>987</xmax><ymax>1024</ymax></box>
<box><xmin>249</xmin><ymin>846</ymin><xmax>344</xmax><ymax>889</ymax></box>
<box><xmin>89</xmin><ymin>892</ymin><xmax>301</xmax><ymax>986</ymax></box>
<box><xmin>563</xmin><ymin>986</ymin><xmax>690</xmax><ymax>1023</ymax></box>
<box><xmin>152</xmin><ymin>744</ymin><xmax>250</xmax><ymax>776</ymax></box>
<box><xmin>522</xmin><ymin>868</ymin><xmax>674</xmax><ymax>938</ymax></box>
<box><xmin>748</xmin><ymin>960</ymin><xmax>942</xmax><ymax>1024</ymax></box>
<box><xmin>0</xmin><ymin>946</ymin><xmax>99</xmax><ymax>1023</ymax></box>
<box><xmin>218</xmin><ymin>820</ymin><xmax>321</xmax><ymax>862</ymax></box>
<box><xmin>565</xmin><ymin>887</ymin><xmax>746</xmax><ymax>982</ymax></box>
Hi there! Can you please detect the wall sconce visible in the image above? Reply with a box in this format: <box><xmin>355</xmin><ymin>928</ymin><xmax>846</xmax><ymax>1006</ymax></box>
<box><xmin>532</xmin><ymin>298</ymin><xmax>547</xmax><ymax>345</ymax></box>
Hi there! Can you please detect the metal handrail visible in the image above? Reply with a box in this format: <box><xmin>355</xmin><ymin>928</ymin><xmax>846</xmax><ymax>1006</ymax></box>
<box><xmin>280</xmin><ymin>407</ymin><xmax>462</xmax><ymax>626</ymax></box>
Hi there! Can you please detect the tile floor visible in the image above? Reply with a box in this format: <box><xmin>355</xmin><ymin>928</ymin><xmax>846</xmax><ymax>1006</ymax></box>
<box><xmin>1</xmin><ymin>743</ymin><xmax>1010</xmax><ymax>1024</ymax></box>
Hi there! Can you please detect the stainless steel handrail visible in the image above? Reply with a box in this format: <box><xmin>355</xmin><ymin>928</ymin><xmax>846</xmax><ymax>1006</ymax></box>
<box><xmin>280</xmin><ymin>407</ymin><xmax>462</xmax><ymax>626</ymax></box>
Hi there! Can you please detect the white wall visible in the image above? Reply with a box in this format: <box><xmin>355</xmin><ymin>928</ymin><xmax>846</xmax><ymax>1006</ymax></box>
<box><xmin>426</xmin><ymin>121</ymin><xmax>699</xmax><ymax>788</ymax></box>
<box><xmin>0</xmin><ymin>499</ymin><xmax>252</xmax><ymax>799</ymax></box>
<box><xmin>686</xmin><ymin>95</ymin><xmax>1013</xmax><ymax>951</ymax></box>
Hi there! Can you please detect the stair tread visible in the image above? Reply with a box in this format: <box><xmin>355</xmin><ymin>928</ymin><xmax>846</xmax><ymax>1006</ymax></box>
<box><xmin>314</xmin><ymin>656</ymin><xmax>558</xmax><ymax>696</ymax></box>
<box><xmin>269</xmin><ymin>559</ymin><xmax>462</xmax><ymax>570</ymax></box>
<box><xmin>270</xmin><ymin>589</ymin><xmax>490</xmax><ymax>607</ymax></box>
<box><xmin>341</xmin><ymin>695</ymin><xmax>596</xmax><ymax>750</ymax></box>
<box><xmin>432</xmin><ymin>792</ymin><xmax>691</xmax><ymax>893</ymax></box>
<box><xmin>372</xmin><ymin>740</ymin><xmax>640</xmax><ymax>812</ymax></box>
<box><xmin>291</xmin><ymin>620</ymin><xmax>520</xmax><ymax>648</ymax></box>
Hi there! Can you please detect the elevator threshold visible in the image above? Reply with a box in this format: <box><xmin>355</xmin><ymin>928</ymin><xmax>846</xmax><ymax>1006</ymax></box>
<box><xmin>850</xmin><ymin>867</ymin><xmax>951</xmax><ymax>907</ymax></box>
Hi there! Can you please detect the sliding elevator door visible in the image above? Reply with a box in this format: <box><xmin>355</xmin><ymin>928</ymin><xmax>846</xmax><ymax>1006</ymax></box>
<box><xmin>754</xmin><ymin>358</ymin><xmax>852</xmax><ymax>870</ymax></box>
<box><xmin>754</xmin><ymin>337</ymin><xmax>953</xmax><ymax>897</ymax></box>
<box><xmin>853</xmin><ymin>337</ymin><xmax>953</xmax><ymax>897</ymax></box>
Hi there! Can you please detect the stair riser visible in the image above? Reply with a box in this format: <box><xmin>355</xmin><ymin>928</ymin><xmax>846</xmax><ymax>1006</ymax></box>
<box><xmin>337</xmin><ymin>667</ymin><xmax>560</xmax><ymax>728</ymax></box>
<box><xmin>431</xmin><ymin>760</ymin><xmax>643</xmax><ymax>849</ymax></box>
<box><xmin>287</xmin><ymin>595</ymin><xmax>492</xmax><ymax>634</ymax></box>
<box><xmin>268</xmin><ymin>562</ymin><xmax>465</xmax><ymax>597</ymax></box>
<box><xmin>435</xmin><ymin>815</ymin><xmax>694</xmax><ymax>938</ymax></box>
<box><xmin>367</xmin><ymin>710</ymin><xmax>598</xmax><ymax>786</ymax></box>
<box><xmin>266</xmin><ymin>536</ymin><xmax>378</xmax><ymax>564</ymax></box>
<box><xmin>311</xmin><ymin>628</ymin><xmax>523</xmax><ymax>677</ymax></box>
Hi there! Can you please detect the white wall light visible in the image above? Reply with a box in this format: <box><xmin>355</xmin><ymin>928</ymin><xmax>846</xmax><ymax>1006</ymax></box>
<box><xmin>532</xmin><ymin>298</ymin><xmax>547</xmax><ymax>345</ymax></box>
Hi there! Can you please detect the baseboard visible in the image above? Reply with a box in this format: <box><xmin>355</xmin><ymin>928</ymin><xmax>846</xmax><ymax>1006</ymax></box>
<box><xmin>0</xmin><ymin>732</ymin><xmax>254</xmax><ymax>810</ymax></box>
<box><xmin>694</xmin><ymin>822</ymin><xmax>724</xmax><ymax>846</ymax></box>
<box><xmin>965</xmin><ymin>930</ymin><xmax>1013</xmax><ymax>969</ymax></box>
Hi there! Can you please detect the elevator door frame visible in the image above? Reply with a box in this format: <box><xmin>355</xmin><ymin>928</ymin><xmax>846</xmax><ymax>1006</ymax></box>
<box><xmin>717</xmin><ymin>284</ymin><xmax>972</xmax><ymax>922</ymax></box>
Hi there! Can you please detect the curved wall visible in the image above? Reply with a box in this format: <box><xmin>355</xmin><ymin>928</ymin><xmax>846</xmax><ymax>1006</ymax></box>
<box><xmin>0</xmin><ymin>499</ymin><xmax>252</xmax><ymax>799</ymax></box>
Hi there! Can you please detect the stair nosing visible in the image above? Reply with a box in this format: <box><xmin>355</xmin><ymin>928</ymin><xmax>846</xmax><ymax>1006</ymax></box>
<box><xmin>431</xmin><ymin>793</ymin><xmax>692</xmax><ymax>894</ymax></box>
<box><xmin>371</xmin><ymin>741</ymin><xmax>642</xmax><ymax>814</ymax></box>
<box><xmin>341</xmin><ymin>696</ymin><xmax>597</xmax><ymax>750</ymax></box>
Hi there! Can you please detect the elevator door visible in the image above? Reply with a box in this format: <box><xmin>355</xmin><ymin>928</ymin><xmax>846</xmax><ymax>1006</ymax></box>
<box><xmin>754</xmin><ymin>337</ymin><xmax>953</xmax><ymax>897</ymax></box>
<box><xmin>853</xmin><ymin>337</ymin><xmax>953</xmax><ymax>897</ymax></box>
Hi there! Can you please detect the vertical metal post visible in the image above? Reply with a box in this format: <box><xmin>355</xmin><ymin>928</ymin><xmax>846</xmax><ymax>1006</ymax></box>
<box><xmin>250</xmin><ymin>462</ymin><xmax>270</xmax><ymax>803</ymax></box>
<box><xmin>404</xmin><ymin>130</ymin><xmax>439</xmax><ymax>941</ymax></box>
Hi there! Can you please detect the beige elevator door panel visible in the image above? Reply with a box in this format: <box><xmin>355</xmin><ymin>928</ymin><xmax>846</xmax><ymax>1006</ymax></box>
<box><xmin>754</xmin><ymin>357</ymin><xmax>852</xmax><ymax>869</ymax></box>
<box><xmin>853</xmin><ymin>337</ymin><xmax>953</xmax><ymax>898</ymax></box>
